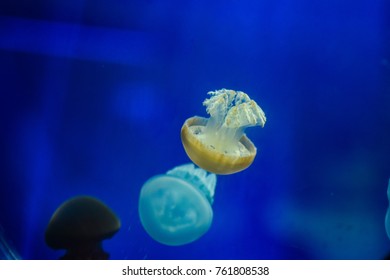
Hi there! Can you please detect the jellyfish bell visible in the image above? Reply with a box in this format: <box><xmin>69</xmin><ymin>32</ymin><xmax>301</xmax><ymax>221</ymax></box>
<box><xmin>138</xmin><ymin>163</ymin><xmax>216</xmax><ymax>246</ymax></box>
<box><xmin>181</xmin><ymin>117</ymin><xmax>257</xmax><ymax>175</ymax></box>
<box><xmin>181</xmin><ymin>89</ymin><xmax>266</xmax><ymax>175</ymax></box>
<box><xmin>45</xmin><ymin>196</ymin><xmax>121</xmax><ymax>260</ymax></box>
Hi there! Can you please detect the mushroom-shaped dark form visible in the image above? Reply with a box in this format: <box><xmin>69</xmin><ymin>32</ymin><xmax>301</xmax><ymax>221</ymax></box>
<box><xmin>45</xmin><ymin>196</ymin><xmax>120</xmax><ymax>260</ymax></box>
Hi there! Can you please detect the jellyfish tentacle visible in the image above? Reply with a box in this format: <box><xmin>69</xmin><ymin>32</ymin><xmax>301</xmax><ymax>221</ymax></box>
<box><xmin>167</xmin><ymin>163</ymin><xmax>216</xmax><ymax>204</ymax></box>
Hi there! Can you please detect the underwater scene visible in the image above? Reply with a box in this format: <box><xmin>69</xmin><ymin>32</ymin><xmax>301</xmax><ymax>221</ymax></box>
<box><xmin>0</xmin><ymin>0</ymin><xmax>389</xmax><ymax>260</ymax></box>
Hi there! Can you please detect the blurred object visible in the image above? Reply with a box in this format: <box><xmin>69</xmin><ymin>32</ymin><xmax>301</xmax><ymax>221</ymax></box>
<box><xmin>0</xmin><ymin>226</ymin><xmax>20</xmax><ymax>260</ymax></box>
<box><xmin>0</xmin><ymin>15</ymin><xmax>157</xmax><ymax>66</ymax></box>
<box><xmin>385</xmin><ymin>179</ymin><xmax>390</xmax><ymax>240</ymax></box>
<box><xmin>45</xmin><ymin>196</ymin><xmax>120</xmax><ymax>260</ymax></box>
<box><xmin>139</xmin><ymin>163</ymin><xmax>216</xmax><ymax>246</ymax></box>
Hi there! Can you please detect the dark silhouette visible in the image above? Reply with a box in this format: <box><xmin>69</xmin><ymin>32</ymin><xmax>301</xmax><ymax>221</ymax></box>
<box><xmin>45</xmin><ymin>196</ymin><xmax>120</xmax><ymax>260</ymax></box>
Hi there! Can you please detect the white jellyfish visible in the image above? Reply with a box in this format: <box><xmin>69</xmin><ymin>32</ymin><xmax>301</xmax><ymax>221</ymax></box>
<box><xmin>138</xmin><ymin>163</ymin><xmax>216</xmax><ymax>246</ymax></box>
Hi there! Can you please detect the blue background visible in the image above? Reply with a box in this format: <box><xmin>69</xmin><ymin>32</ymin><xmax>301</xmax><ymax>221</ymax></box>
<box><xmin>0</xmin><ymin>0</ymin><xmax>389</xmax><ymax>259</ymax></box>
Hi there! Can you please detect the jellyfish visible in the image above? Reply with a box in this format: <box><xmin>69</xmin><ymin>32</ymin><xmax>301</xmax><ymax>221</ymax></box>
<box><xmin>138</xmin><ymin>163</ymin><xmax>216</xmax><ymax>246</ymax></box>
<box><xmin>45</xmin><ymin>196</ymin><xmax>121</xmax><ymax>259</ymax></box>
<box><xmin>385</xmin><ymin>179</ymin><xmax>390</xmax><ymax>240</ymax></box>
<box><xmin>181</xmin><ymin>89</ymin><xmax>266</xmax><ymax>175</ymax></box>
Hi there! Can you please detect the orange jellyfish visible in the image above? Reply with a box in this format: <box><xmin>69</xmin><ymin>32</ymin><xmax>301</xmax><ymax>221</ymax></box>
<box><xmin>181</xmin><ymin>89</ymin><xmax>266</xmax><ymax>175</ymax></box>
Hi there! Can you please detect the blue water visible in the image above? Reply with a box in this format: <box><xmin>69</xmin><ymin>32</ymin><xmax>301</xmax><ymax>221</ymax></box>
<box><xmin>0</xmin><ymin>0</ymin><xmax>389</xmax><ymax>260</ymax></box>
